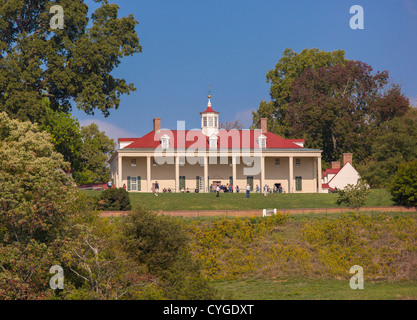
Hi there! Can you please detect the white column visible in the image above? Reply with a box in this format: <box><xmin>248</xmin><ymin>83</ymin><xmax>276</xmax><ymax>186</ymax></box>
<box><xmin>232</xmin><ymin>156</ymin><xmax>237</xmax><ymax>191</ymax></box>
<box><xmin>175</xmin><ymin>155</ymin><xmax>180</xmax><ymax>193</ymax></box>
<box><xmin>317</xmin><ymin>156</ymin><xmax>322</xmax><ymax>193</ymax></box>
<box><xmin>288</xmin><ymin>156</ymin><xmax>293</xmax><ymax>193</ymax></box>
<box><xmin>313</xmin><ymin>156</ymin><xmax>317</xmax><ymax>193</ymax></box>
<box><xmin>204</xmin><ymin>155</ymin><xmax>208</xmax><ymax>193</ymax></box>
<box><xmin>260</xmin><ymin>155</ymin><xmax>265</xmax><ymax>189</ymax></box>
<box><xmin>117</xmin><ymin>155</ymin><xmax>122</xmax><ymax>188</ymax></box>
<box><xmin>147</xmin><ymin>156</ymin><xmax>151</xmax><ymax>192</ymax></box>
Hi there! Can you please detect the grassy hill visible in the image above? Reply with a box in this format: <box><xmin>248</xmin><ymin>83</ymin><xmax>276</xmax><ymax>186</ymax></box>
<box><xmin>86</xmin><ymin>189</ymin><xmax>394</xmax><ymax>211</ymax></box>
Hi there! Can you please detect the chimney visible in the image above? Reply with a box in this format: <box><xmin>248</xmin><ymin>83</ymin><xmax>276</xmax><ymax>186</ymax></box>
<box><xmin>343</xmin><ymin>153</ymin><xmax>353</xmax><ymax>166</ymax></box>
<box><xmin>153</xmin><ymin>118</ymin><xmax>161</xmax><ymax>132</ymax></box>
<box><xmin>331</xmin><ymin>161</ymin><xmax>341</xmax><ymax>169</ymax></box>
<box><xmin>260</xmin><ymin>118</ymin><xmax>267</xmax><ymax>134</ymax></box>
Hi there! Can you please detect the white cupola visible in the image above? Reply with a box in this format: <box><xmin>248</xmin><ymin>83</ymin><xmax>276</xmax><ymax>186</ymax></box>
<box><xmin>201</xmin><ymin>93</ymin><xmax>219</xmax><ymax>136</ymax></box>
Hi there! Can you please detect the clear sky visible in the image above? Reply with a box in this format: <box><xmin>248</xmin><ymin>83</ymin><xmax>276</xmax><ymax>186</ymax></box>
<box><xmin>72</xmin><ymin>0</ymin><xmax>417</xmax><ymax>142</ymax></box>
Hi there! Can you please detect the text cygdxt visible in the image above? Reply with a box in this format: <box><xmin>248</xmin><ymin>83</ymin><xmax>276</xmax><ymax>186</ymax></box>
<box><xmin>208</xmin><ymin>305</ymin><xmax>254</xmax><ymax>315</ymax></box>
<box><xmin>350</xmin><ymin>5</ymin><xmax>364</xmax><ymax>30</ymax></box>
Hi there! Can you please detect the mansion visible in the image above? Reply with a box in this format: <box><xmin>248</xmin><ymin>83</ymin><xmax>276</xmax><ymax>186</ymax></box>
<box><xmin>109</xmin><ymin>95</ymin><xmax>324</xmax><ymax>193</ymax></box>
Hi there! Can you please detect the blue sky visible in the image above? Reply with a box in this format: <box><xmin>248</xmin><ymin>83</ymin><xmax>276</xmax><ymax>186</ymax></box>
<box><xmin>73</xmin><ymin>0</ymin><xmax>417</xmax><ymax>142</ymax></box>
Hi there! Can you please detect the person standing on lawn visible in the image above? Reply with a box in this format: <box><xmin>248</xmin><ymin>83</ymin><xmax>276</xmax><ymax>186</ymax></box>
<box><xmin>263</xmin><ymin>184</ymin><xmax>268</xmax><ymax>196</ymax></box>
<box><xmin>155</xmin><ymin>181</ymin><xmax>159</xmax><ymax>196</ymax></box>
<box><xmin>216</xmin><ymin>185</ymin><xmax>220</xmax><ymax>197</ymax></box>
<box><xmin>246</xmin><ymin>184</ymin><xmax>250</xmax><ymax>198</ymax></box>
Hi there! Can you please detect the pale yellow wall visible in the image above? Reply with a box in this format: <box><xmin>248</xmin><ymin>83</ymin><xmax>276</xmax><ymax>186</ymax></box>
<box><xmin>114</xmin><ymin>152</ymin><xmax>321</xmax><ymax>193</ymax></box>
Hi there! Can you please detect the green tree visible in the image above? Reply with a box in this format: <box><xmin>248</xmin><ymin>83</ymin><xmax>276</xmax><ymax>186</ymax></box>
<box><xmin>252</xmin><ymin>48</ymin><xmax>346</xmax><ymax>136</ymax></box>
<box><xmin>336</xmin><ymin>180</ymin><xmax>370</xmax><ymax>212</ymax></box>
<box><xmin>39</xmin><ymin>105</ymin><xmax>83</xmax><ymax>171</ymax></box>
<box><xmin>359</xmin><ymin>108</ymin><xmax>417</xmax><ymax>188</ymax></box>
<box><xmin>286</xmin><ymin>61</ymin><xmax>409</xmax><ymax>162</ymax></box>
<box><xmin>122</xmin><ymin>206</ymin><xmax>217</xmax><ymax>299</ymax></box>
<box><xmin>0</xmin><ymin>112</ymin><xmax>77</xmax><ymax>299</ymax></box>
<box><xmin>98</xmin><ymin>187</ymin><xmax>131</xmax><ymax>211</ymax></box>
<box><xmin>390</xmin><ymin>160</ymin><xmax>417</xmax><ymax>208</ymax></box>
<box><xmin>0</xmin><ymin>0</ymin><xmax>141</xmax><ymax>124</ymax></box>
<box><xmin>73</xmin><ymin>122</ymin><xmax>116</xmax><ymax>185</ymax></box>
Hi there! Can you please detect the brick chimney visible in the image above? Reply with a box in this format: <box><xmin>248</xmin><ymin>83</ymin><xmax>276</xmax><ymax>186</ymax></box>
<box><xmin>343</xmin><ymin>153</ymin><xmax>353</xmax><ymax>166</ymax></box>
<box><xmin>260</xmin><ymin>118</ymin><xmax>267</xmax><ymax>134</ymax></box>
<box><xmin>153</xmin><ymin>118</ymin><xmax>161</xmax><ymax>132</ymax></box>
<box><xmin>331</xmin><ymin>161</ymin><xmax>341</xmax><ymax>169</ymax></box>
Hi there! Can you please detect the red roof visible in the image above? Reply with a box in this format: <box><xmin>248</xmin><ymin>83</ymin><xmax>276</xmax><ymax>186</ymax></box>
<box><xmin>322</xmin><ymin>183</ymin><xmax>335</xmax><ymax>191</ymax></box>
<box><xmin>200</xmin><ymin>106</ymin><xmax>219</xmax><ymax>114</ymax></box>
<box><xmin>121</xmin><ymin>129</ymin><xmax>304</xmax><ymax>150</ymax></box>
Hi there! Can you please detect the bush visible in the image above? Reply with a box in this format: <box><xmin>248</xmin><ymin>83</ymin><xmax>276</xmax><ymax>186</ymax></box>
<box><xmin>390</xmin><ymin>160</ymin><xmax>417</xmax><ymax>207</ymax></box>
<box><xmin>336</xmin><ymin>180</ymin><xmax>370</xmax><ymax>211</ymax></box>
<box><xmin>98</xmin><ymin>188</ymin><xmax>131</xmax><ymax>211</ymax></box>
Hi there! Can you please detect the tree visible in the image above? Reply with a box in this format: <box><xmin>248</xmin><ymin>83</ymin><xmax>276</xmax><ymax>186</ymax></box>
<box><xmin>39</xmin><ymin>105</ymin><xmax>83</xmax><ymax>171</ymax></box>
<box><xmin>0</xmin><ymin>112</ymin><xmax>77</xmax><ymax>299</ymax></box>
<box><xmin>73</xmin><ymin>123</ymin><xmax>116</xmax><ymax>185</ymax></box>
<box><xmin>390</xmin><ymin>160</ymin><xmax>417</xmax><ymax>208</ymax></box>
<box><xmin>359</xmin><ymin>108</ymin><xmax>417</xmax><ymax>188</ymax></box>
<box><xmin>252</xmin><ymin>48</ymin><xmax>347</xmax><ymax>136</ymax></box>
<box><xmin>336</xmin><ymin>180</ymin><xmax>370</xmax><ymax>212</ymax></box>
<box><xmin>98</xmin><ymin>188</ymin><xmax>131</xmax><ymax>211</ymax></box>
<box><xmin>219</xmin><ymin>120</ymin><xmax>244</xmax><ymax>130</ymax></box>
<box><xmin>0</xmin><ymin>0</ymin><xmax>141</xmax><ymax>124</ymax></box>
<box><xmin>286</xmin><ymin>61</ymin><xmax>409</xmax><ymax>163</ymax></box>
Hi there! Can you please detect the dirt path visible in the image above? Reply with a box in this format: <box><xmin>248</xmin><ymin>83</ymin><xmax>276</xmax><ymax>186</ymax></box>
<box><xmin>100</xmin><ymin>206</ymin><xmax>416</xmax><ymax>218</ymax></box>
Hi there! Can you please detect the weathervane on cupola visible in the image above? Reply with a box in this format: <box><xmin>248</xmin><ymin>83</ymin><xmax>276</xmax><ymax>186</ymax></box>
<box><xmin>201</xmin><ymin>83</ymin><xmax>219</xmax><ymax>136</ymax></box>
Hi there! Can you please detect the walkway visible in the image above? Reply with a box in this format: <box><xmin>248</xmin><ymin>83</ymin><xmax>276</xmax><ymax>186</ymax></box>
<box><xmin>100</xmin><ymin>206</ymin><xmax>416</xmax><ymax>218</ymax></box>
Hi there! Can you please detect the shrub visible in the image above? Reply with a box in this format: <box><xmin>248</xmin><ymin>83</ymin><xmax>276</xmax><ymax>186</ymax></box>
<box><xmin>98</xmin><ymin>188</ymin><xmax>131</xmax><ymax>211</ymax></box>
<box><xmin>336</xmin><ymin>180</ymin><xmax>370</xmax><ymax>211</ymax></box>
<box><xmin>390</xmin><ymin>160</ymin><xmax>417</xmax><ymax>208</ymax></box>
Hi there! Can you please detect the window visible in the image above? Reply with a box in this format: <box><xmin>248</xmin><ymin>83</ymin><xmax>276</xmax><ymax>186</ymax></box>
<box><xmin>296</xmin><ymin>158</ymin><xmax>301</xmax><ymax>167</ymax></box>
<box><xmin>229</xmin><ymin>176</ymin><xmax>233</xmax><ymax>186</ymax></box>
<box><xmin>208</xmin><ymin>117</ymin><xmax>214</xmax><ymax>127</ymax></box>
<box><xmin>214</xmin><ymin>117</ymin><xmax>218</xmax><ymax>127</ymax></box>
<box><xmin>209</xmin><ymin>135</ymin><xmax>218</xmax><ymax>149</ymax></box>
<box><xmin>257</xmin><ymin>135</ymin><xmax>266</xmax><ymax>149</ymax></box>
<box><xmin>179</xmin><ymin>176</ymin><xmax>186</xmax><ymax>191</ymax></box>
<box><xmin>127</xmin><ymin>176</ymin><xmax>141</xmax><ymax>191</ymax></box>
<box><xmin>295</xmin><ymin>176</ymin><xmax>302</xmax><ymax>191</ymax></box>
<box><xmin>131</xmin><ymin>158</ymin><xmax>136</xmax><ymax>167</ymax></box>
<box><xmin>161</xmin><ymin>134</ymin><xmax>170</xmax><ymax>149</ymax></box>
<box><xmin>275</xmin><ymin>158</ymin><xmax>280</xmax><ymax>167</ymax></box>
<box><xmin>203</xmin><ymin>116</ymin><xmax>207</xmax><ymax>127</ymax></box>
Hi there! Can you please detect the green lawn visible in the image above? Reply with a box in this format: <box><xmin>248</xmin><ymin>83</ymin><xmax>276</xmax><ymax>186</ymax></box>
<box><xmin>213</xmin><ymin>277</ymin><xmax>417</xmax><ymax>300</ymax></box>
<box><xmin>85</xmin><ymin>188</ymin><xmax>394</xmax><ymax>211</ymax></box>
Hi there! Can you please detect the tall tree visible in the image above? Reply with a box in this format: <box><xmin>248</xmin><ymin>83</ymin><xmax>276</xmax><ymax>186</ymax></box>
<box><xmin>73</xmin><ymin>122</ymin><xmax>115</xmax><ymax>185</ymax></box>
<box><xmin>219</xmin><ymin>119</ymin><xmax>244</xmax><ymax>130</ymax></box>
<box><xmin>358</xmin><ymin>108</ymin><xmax>417</xmax><ymax>188</ymax></box>
<box><xmin>285</xmin><ymin>61</ymin><xmax>409</xmax><ymax>163</ymax></box>
<box><xmin>252</xmin><ymin>48</ymin><xmax>346</xmax><ymax>136</ymax></box>
<box><xmin>0</xmin><ymin>0</ymin><xmax>141</xmax><ymax>124</ymax></box>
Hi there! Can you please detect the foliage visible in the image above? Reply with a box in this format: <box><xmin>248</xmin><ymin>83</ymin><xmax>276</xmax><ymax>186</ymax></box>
<box><xmin>286</xmin><ymin>61</ymin><xmax>409</xmax><ymax>162</ymax></box>
<box><xmin>252</xmin><ymin>48</ymin><xmax>346</xmax><ymax>137</ymax></box>
<box><xmin>122</xmin><ymin>205</ymin><xmax>217</xmax><ymax>299</ymax></box>
<box><xmin>336</xmin><ymin>180</ymin><xmax>370</xmax><ymax>211</ymax></box>
<box><xmin>0</xmin><ymin>0</ymin><xmax>141</xmax><ymax>124</ymax></box>
<box><xmin>359</xmin><ymin>108</ymin><xmax>417</xmax><ymax>188</ymax></box>
<box><xmin>0</xmin><ymin>112</ymin><xmax>77</xmax><ymax>299</ymax></box>
<box><xmin>188</xmin><ymin>214</ymin><xmax>290</xmax><ymax>279</ymax></box>
<box><xmin>73</xmin><ymin>123</ymin><xmax>115</xmax><ymax>185</ymax></box>
<box><xmin>98</xmin><ymin>187</ymin><xmax>131</xmax><ymax>211</ymax></box>
<box><xmin>39</xmin><ymin>106</ymin><xmax>83</xmax><ymax>171</ymax></box>
<box><xmin>390</xmin><ymin>160</ymin><xmax>417</xmax><ymax>207</ymax></box>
